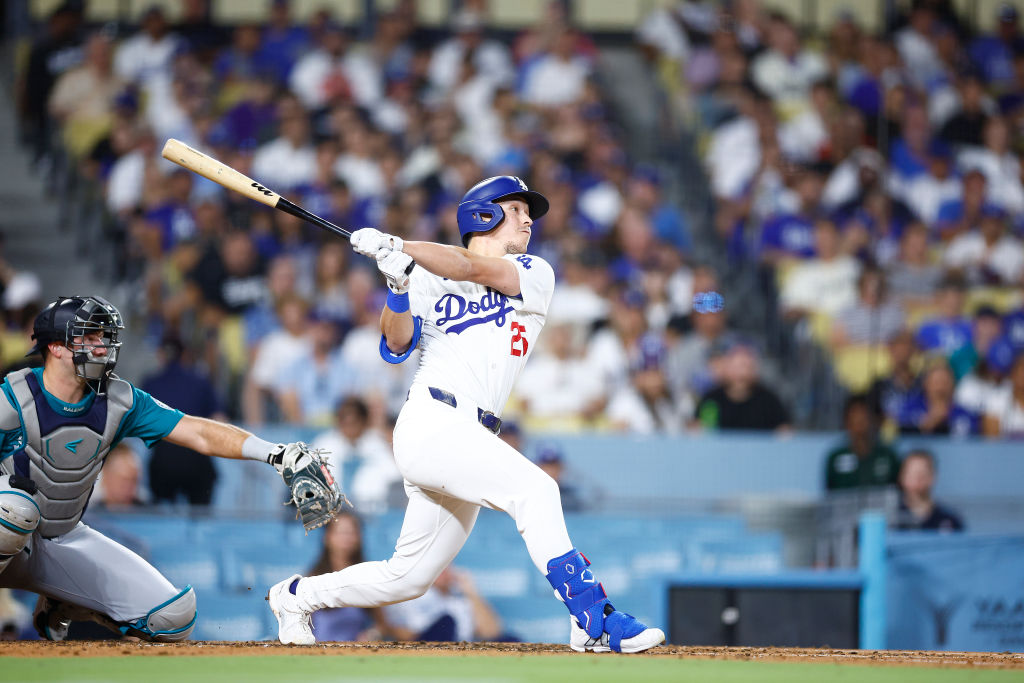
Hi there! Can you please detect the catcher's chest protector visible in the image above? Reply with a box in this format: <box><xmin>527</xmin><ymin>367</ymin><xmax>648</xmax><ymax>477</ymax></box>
<box><xmin>0</xmin><ymin>369</ymin><xmax>133</xmax><ymax>538</ymax></box>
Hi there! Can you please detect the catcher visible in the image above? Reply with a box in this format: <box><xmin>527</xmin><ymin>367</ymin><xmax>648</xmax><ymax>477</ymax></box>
<box><xmin>0</xmin><ymin>296</ymin><xmax>342</xmax><ymax>641</ymax></box>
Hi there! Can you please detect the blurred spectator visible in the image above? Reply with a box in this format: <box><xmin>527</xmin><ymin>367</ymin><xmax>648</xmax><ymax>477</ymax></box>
<box><xmin>898</xmin><ymin>359</ymin><xmax>977</xmax><ymax>436</ymax></box>
<box><xmin>289</xmin><ymin>22</ymin><xmax>381</xmax><ymax>110</ymax></box>
<box><xmin>626</xmin><ymin>165</ymin><xmax>691</xmax><ymax>253</ymax></box>
<box><xmin>93</xmin><ymin>444</ymin><xmax>146</xmax><ymax>510</ymax></box>
<box><xmin>938</xmin><ymin>73</ymin><xmax>991</xmax><ymax>148</ymax></box>
<box><xmin>950</xmin><ymin>305</ymin><xmax>1006</xmax><ymax>380</ymax></box>
<box><xmin>188</xmin><ymin>230</ymin><xmax>266</xmax><ymax>316</ymax></box>
<box><xmin>586</xmin><ymin>287</ymin><xmax>649</xmax><ymax>397</ymax></box>
<box><xmin>899</xmin><ymin>141</ymin><xmax>962</xmax><ymax>229</ymax></box>
<box><xmin>250</xmin><ymin>106</ymin><xmax>316</xmax><ymax>193</ymax></box>
<box><xmin>141</xmin><ymin>334</ymin><xmax>223</xmax><ymax>505</ymax></box>
<box><xmin>18</xmin><ymin>2</ymin><xmax>84</xmax><ymax>164</ymax></box>
<box><xmin>886</xmin><ymin>222</ymin><xmax>944</xmax><ymax>306</ymax></box>
<box><xmin>517</xmin><ymin>319</ymin><xmax>605</xmax><ymax>429</ymax></box>
<box><xmin>943</xmin><ymin>206</ymin><xmax>1024</xmax><ymax>285</ymax></box>
<box><xmin>607</xmin><ymin>333</ymin><xmax>690</xmax><ymax>434</ymax></box>
<box><xmin>895</xmin><ymin>449</ymin><xmax>964</xmax><ymax>531</ymax></box>
<box><xmin>779</xmin><ymin>218</ymin><xmax>859</xmax><ymax>319</ymax></box>
<box><xmin>256</xmin><ymin>0</ymin><xmax>311</xmax><ymax>83</ymax></box>
<box><xmin>825</xmin><ymin>395</ymin><xmax>900</xmax><ymax>491</ymax></box>
<box><xmin>915</xmin><ymin>273</ymin><xmax>971</xmax><ymax>357</ymax></box>
<box><xmin>384</xmin><ymin>565</ymin><xmax>507</xmax><ymax>643</ymax></box>
<box><xmin>521</xmin><ymin>29</ymin><xmax>591</xmax><ymax>108</ymax></box>
<box><xmin>113</xmin><ymin>6</ymin><xmax>181</xmax><ymax>95</ymax></box>
<box><xmin>935</xmin><ymin>168</ymin><xmax>990</xmax><ymax>242</ymax></box>
<box><xmin>0</xmin><ymin>589</ymin><xmax>31</xmax><ymax>640</ymax></box>
<box><xmin>308</xmin><ymin>512</ymin><xmax>390</xmax><ymax>641</ymax></box>
<box><xmin>832</xmin><ymin>267</ymin><xmax>905</xmax><ymax>347</ymax></box>
<box><xmin>694</xmin><ymin>341</ymin><xmax>790</xmax><ymax>432</ymax></box>
<box><xmin>278</xmin><ymin>315</ymin><xmax>360</xmax><ymax>426</ymax></box>
<box><xmin>48</xmin><ymin>33</ymin><xmax>125</xmax><ymax>160</ymax></box>
<box><xmin>242</xmin><ymin>293</ymin><xmax>313</xmax><ymax>425</ymax></box>
<box><xmin>868</xmin><ymin>329</ymin><xmax>922</xmax><ymax>428</ymax></box>
<box><xmin>957</xmin><ymin>117</ymin><xmax>1024</xmax><ymax>215</ymax></box>
<box><xmin>968</xmin><ymin>3</ymin><xmax>1024</xmax><ymax>90</ymax></box>
<box><xmin>428</xmin><ymin>9</ymin><xmax>514</xmax><ymax>96</ymax></box>
<box><xmin>311</xmin><ymin>396</ymin><xmax>400</xmax><ymax>512</ymax></box>
<box><xmin>759</xmin><ymin>165</ymin><xmax>826</xmax><ymax>264</ymax></box>
<box><xmin>982</xmin><ymin>352</ymin><xmax>1024</xmax><ymax>437</ymax></box>
<box><xmin>750</xmin><ymin>12</ymin><xmax>827</xmax><ymax>116</ymax></box>
<box><xmin>533</xmin><ymin>442</ymin><xmax>583</xmax><ymax>513</ymax></box>
<box><xmin>175</xmin><ymin>0</ymin><xmax>229</xmax><ymax>62</ymax></box>
<box><xmin>895</xmin><ymin>2</ymin><xmax>944</xmax><ymax>91</ymax></box>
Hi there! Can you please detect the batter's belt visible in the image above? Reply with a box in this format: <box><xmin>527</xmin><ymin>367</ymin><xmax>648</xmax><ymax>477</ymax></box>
<box><xmin>408</xmin><ymin>385</ymin><xmax>502</xmax><ymax>435</ymax></box>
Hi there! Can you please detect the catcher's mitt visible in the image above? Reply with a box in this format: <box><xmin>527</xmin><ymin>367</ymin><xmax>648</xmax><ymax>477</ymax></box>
<box><xmin>271</xmin><ymin>443</ymin><xmax>347</xmax><ymax>532</ymax></box>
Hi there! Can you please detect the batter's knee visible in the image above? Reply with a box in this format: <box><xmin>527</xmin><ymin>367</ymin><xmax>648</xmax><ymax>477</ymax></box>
<box><xmin>123</xmin><ymin>585</ymin><xmax>197</xmax><ymax>642</ymax></box>
<box><xmin>381</xmin><ymin>558</ymin><xmax>437</xmax><ymax>603</ymax></box>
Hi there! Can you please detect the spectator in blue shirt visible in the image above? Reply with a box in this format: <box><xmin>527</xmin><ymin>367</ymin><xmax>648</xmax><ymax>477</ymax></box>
<box><xmin>898</xmin><ymin>359</ymin><xmax>977</xmax><ymax>436</ymax></box>
<box><xmin>968</xmin><ymin>4</ymin><xmax>1024</xmax><ymax>90</ymax></box>
<box><xmin>916</xmin><ymin>273</ymin><xmax>972</xmax><ymax>357</ymax></box>
<box><xmin>759</xmin><ymin>166</ymin><xmax>824</xmax><ymax>263</ymax></box>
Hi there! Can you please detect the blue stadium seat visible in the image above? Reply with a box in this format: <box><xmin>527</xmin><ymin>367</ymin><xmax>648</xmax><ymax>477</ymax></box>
<box><xmin>148</xmin><ymin>546</ymin><xmax>223</xmax><ymax>593</ymax></box>
<box><xmin>682</xmin><ymin>533</ymin><xmax>785</xmax><ymax>574</ymax></box>
<box><xmin>192</xmin><ymin>593</ymin><xmax>273</xmax><ymax>641</ymax></box>
<box><xmin>222</xmin><ymin>544</ymin><xmax>322</xmax><ymax>592</ymax></box>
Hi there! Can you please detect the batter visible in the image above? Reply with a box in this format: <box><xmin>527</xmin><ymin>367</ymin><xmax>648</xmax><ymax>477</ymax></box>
<box><xmin>269</xmin><ymin>176</ymin><xmax>665</xmax><ymax>653</ymax></box>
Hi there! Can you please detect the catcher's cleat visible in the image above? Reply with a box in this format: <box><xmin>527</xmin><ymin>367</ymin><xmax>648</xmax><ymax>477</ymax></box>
<box><xmin>268</xmin><ymin>574</ymin><xmax>315</xmax><ymax>645</ymax></box>
<box><xmin>568</xmin><ymin>607</ymin><xmax>665</xmax><ymax>654</ymax></box>
<box><xmin>33</xmin><ymin>595</ymin><xmax>72</xmax><ymax>642</ymax></box>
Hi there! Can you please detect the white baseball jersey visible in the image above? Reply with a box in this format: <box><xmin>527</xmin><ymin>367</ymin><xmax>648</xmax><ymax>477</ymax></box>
<box><xmin>403</xmin><ymin>253</ymin><xmax>555</xmax><ymax>415</ymax></box>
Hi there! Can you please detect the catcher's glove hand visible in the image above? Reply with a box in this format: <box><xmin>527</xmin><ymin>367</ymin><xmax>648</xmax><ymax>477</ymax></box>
<box><xmin>268</xmin><ymin>442</ymin><xmax>347</xmax><ymax>532</ymax></box>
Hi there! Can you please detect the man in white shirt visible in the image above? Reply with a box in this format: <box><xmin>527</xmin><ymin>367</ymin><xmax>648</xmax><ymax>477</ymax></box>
<box><xmin>750</xmin><ymin>13</ymin><xmax>827</xmax><ymax>116</ymax></box>
<box><xmin>780</xmin><ymin>218</ymin><xmax>859</xmax><ymax>318</ymax></box>
<box><xmin>944</xmin><ymin>207</ymin><xmax>1024</xmax><ymax>285</ymax></box>
<box><xmin>251</xmin><ymin>111</ymin><xmax>317</xmax><ymax>193</ymax></box>
<box><xmin>289</xmin><ymin>23</ymin><xmax>382</xmax><ymax>110</ymax></box>
<box><xmin>522</xmin><ymin>31</ymin><xmax>592</xmax><ymax>108</ymax></box>
<box><xmin>427</xmin><ymin>10</ymin><xmax>515</xmax><ymax>96</ymax></box>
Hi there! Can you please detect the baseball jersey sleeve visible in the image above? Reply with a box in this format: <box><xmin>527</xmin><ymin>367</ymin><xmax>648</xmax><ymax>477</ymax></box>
<box><xmin>504</xmin><ymin>254</ymin><xmax>555</xmax><ymax>316</ymax></box>
<box><xmin>113</xmin><ymin>387</ymin><xmax>186</xmax><ymax>448</ymax></box>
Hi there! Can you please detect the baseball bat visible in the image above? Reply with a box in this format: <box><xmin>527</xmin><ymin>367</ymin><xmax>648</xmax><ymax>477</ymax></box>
<box><xmin>162</xmin><ymin>138</ymin><xmax>354</xmax><ymax>239</ymax></box>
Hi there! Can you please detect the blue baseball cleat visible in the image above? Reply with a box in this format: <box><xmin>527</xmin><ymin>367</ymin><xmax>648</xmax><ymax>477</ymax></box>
<box><xmin>568</xmin><ymin>604</ymin><xmax>666</xmax><ymax>653</ymax></box>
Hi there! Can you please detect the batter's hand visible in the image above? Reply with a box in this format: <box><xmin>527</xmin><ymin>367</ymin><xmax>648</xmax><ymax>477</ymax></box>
<box><xmin>350</xmin><ymin>228</ymin><xmax>403</xmax><ymax>258</ymax></box>
<box><xmin>377</xmin><ymin>248</ymin><xmax>413</xmax><ymax>294</ymax></box>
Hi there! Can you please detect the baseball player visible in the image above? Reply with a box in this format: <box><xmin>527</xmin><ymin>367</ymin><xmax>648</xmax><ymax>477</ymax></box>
<box><xmin>0</xmin><ymin>295</ymin><xmax>334</xmax><ymax>641</ymax></box>
<box><xmin>269</xmin><ymin>176</ymin><xmax>665</xmax><ymax>653</ymax></box>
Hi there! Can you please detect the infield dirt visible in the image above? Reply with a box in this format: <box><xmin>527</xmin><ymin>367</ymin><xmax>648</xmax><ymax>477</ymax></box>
<box><xmin>1</xmin><ymin>641</ymin><xmax>1022</xmax><ymax>669</ymax></box>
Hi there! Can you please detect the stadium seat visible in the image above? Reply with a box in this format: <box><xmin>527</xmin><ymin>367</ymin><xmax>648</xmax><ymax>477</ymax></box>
<box><xmin>222</xmin><ymin>544</ymin><xmax>322</xmax><ymax>592</ymax></box>
<box><xmin>149</xmin><ymin>545</ymin><xmax>222</xmax><ymax>593</ymax></box>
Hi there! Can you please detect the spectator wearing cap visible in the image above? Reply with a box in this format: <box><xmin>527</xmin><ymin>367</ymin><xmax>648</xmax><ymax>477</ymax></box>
<box><xmin>831</xmin><ymin>267</ymin><xmax>905</xmax><ymax>347</ymax></box>
<box><xmin>278</xmin><ymin>313</ymin><xmax>361</xmax><ymax>426</ymax></box>
<box><xmin>897</xmin><ymin>359</ymin><xmax>978</xmax><ymax>436</ymax></box>
<box><xmin>779</xmin><ymin>218</ymin><xmax>859</xmax><ymax>319</ymax></box>
<box><xmin>895</xmin><ymin>449</ymin><xmax>964</xmax><ymax>531</ymax></box>
<box><xmin>534</xmin><ymin>442</ymin><xmax>583</xmax><ymax>513</ymax></box>
<box><xmin>607</xmin><ymin>333</ymin><xmax>691</xmax><ymax>435</ymax></box>
<box><xmin>626</xmin><ymin>165</ymin><xmax>691</xmax><ymax>253</ymax></box>
<box><xmin>956</xmin><ymin>117</ymin><xmax>1024</xmax><ymax>215</ymax></box>
<box><xmin>517</xmin><ymin>318</ymin><xmax>605</xmax><ymax>430</ymax></box>
<box><xmin>825</xmin><ymin>394</ymin><xmax>900</xmax><ymax>491</ymax></box>
<box><xmin>954</xmin><ymin>319</ymin><xmax>1012</xmax><ymax>418</ymax></box>
<box><xmin>585</xmin><ymin>286</ymin><xmax>649</xmax><ymax>397</ymax></box>
<box><xmin>140</xmin><ymin>334</ymin><xmax>224</xmax><ymax>505</ymax></box>
<box><xmin>898</xmin><ymin>140</ymin><xmax>962</xmax><ymax>229</ymax></box>
<box><xmin>694</xmin><ymin>341</ymin><xmax>790</xmax><ymax>432</ymax></box>
<box><xmin>915</xmin><ymin>273</ymin><xmax>972</xmax><ymax>357</ymax></box>
<box><xmin>943</xmin><ymin>205</ymin><xmax>1024</xmax><ymax>285</ymax></box>
<box><xmin>982</xmin><ymin>352</ymin><xmax>1024</xmax><ymax>437</ymax></box>
<box><xmin>968</xmin><ymin>3</ymin><xmax>1024</xmax><ymax>90</ymax></box>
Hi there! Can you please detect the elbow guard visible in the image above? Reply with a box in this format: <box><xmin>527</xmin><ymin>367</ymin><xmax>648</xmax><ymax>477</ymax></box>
<box><xmin>379</xmin><ymin>315</ymin><xmax>423</xmax><ymax>364</ymax></box>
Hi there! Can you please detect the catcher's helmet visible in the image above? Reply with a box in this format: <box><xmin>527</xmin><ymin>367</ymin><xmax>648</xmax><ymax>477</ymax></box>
<box><xmin>456</xmin><ymin>176</ymin><xmax>549</xmax><ymax>247</ymax></box>
<box><xmin>29</xmin><ymin>296</ymin><xmax>124</xmax><ymax>394</ymax></box>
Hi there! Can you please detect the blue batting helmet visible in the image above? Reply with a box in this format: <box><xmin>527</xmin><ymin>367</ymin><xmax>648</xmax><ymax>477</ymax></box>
<box><xmin>456</xmin><ymin>176</ymin><xmax>549</xmax><ymax>247</ymax></box>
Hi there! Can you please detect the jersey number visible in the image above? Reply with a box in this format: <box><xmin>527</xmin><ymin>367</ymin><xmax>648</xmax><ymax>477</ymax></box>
<box><xmin>515</xmin><ymin>255</ymin><xmax>533</xmax><ymax>269</ymax></box>
<box><xmin>510</xmin><ymin>323</ymin><xmax>528</xmax><ymax>357</ymax></box>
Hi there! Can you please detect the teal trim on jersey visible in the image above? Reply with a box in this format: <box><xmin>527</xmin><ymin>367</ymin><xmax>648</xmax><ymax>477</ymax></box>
<box><xmin>0</xmin><ymin>489</ymin><xmax>40</xmax><ymax>514</ymax></box>
<box><xmin>110</xmin><ymin>386</ymin><xmax>184</xmax><ymax>450</ymax></box>
<box><xmin>0</xmin><ymin>380</ymin><xmax>26</xmax><ymax>464</ymax></box>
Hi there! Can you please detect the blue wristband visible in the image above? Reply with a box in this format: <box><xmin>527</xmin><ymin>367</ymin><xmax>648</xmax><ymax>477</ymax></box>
<box><xmin>386</xmin><ymin>290</ymin><xmax>410</xmax><ymax>313</ymax></box>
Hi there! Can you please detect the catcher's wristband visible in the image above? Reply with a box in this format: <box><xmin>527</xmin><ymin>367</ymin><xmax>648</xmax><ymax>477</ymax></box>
<box><xmin>242</xmin><ymin>435</ymin><xmax>277</xmax><ymax>463</ymax></box>
<box><xmin>386</xmin><ymin>290</ymin><xmax>410</xmax><ymax>313</ymax></box>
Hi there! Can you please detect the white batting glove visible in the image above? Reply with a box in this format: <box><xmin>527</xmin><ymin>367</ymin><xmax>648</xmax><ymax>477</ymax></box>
<box><xmin>377</xmin><ymin>248</ymin><xmax>413</xmax><ymax>294</ymax></box>
<box><xmin>350</xmin><ymin>228</ymin><xmax>403</xmax><ymax>258</ymax></box>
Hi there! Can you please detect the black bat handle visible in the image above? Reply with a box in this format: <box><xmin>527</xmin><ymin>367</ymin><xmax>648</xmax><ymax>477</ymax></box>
<box><xmin>276</xmin><ymin>197</ymin><xmax>416</xmax><ymax>275</ymax></box>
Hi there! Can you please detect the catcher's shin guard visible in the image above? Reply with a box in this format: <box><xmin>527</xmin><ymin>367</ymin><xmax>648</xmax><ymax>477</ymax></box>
<box><xmin>120</xmin><ymin>585</ymin><xmax>197</xmax><ymax>642</ymax></box>
<box><xmin>545</xmin><ymin>549</ymin><xmax>608</xmax><ymax>640</ymax></box>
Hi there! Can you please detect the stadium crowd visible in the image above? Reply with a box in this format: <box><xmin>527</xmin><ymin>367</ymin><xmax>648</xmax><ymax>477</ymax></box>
<box><xmin>9</xmin><ymin>0</ymin><xmax>1024</xmax><ymax>463</ymax></box>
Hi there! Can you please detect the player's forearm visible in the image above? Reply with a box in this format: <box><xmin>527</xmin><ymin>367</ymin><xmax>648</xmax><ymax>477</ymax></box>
<box><xmin>381</xmin><ymin>307</ymin><xmax>415</xmax><ymax>353</ymax></box>
<box><xmin>165</xmin><ymin>415</ymin><xmax>253</xmax><ymax>460</ymax></box>
<box><xmin>402</xmin><ymin>241</ymin><xmax>475</xmax><ymax>281</ymax></box>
